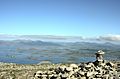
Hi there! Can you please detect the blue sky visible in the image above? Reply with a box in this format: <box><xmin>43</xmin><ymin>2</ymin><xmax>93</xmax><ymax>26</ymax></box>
<box><xmin>0</xmin><ymin>0</ymin><xmax>120</xmax><ymax>37</ymax></box>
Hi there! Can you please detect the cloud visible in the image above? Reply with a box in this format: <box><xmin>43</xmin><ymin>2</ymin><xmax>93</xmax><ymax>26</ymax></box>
<box><xmin>19</xmin><ymin>35</ymin><xmax>83</xmax><ymax>40</ymax></box>
<box><xmin>98</xmin><ymin>34</ymin><xmax>120</xmax><ymax>41</ymax></box>
<box><xmin>0</xmin><ymin>34</ymin><xmax>120</xmax><ymax>43</ymax></box>
<box><xmin>0</xmin><ymin>34</ymin><xmax>83</xmax><ymax>42</ymax></box>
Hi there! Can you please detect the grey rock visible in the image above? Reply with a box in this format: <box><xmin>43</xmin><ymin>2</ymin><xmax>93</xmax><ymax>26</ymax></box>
<box><xmin>70</xmin><ymin>64</ymin><xmax>78</xmax><ymax>69</ymax></box>
<box><xmin>65</xmin><ymin>67</ymin><xmax>73</xmax><ymax>72</ymax></box>
<box><xmin>86</xmin><ymin>71</ymin><xmax>93</xmax><ymax>77</ymax></box>
<box><xmin>60</xmin><ymin>74</ymin><xmax>68</xmax><ymax>79</ymax></box>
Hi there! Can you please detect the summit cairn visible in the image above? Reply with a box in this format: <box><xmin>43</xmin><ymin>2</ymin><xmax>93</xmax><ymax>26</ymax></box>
<box><xmin>34</xmin><ymin>50</ymin><xmax>119</xmax><ymax>79</ymax></box>
<box><xmin>96</xmin><ymin>50</ymin><xmax>105</xmax><ymax>62</ymax></box>
<box><xmin>94</xmin><ymin>50</ymin><xmax>106</xmax><ymax>66</ymax></box>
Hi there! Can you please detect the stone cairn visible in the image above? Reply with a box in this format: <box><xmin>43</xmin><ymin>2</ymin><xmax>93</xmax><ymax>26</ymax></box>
<box><xmin>34</xmin><ymin>50</ymin><xmax>119</xmax><ymax>79</ymax></box>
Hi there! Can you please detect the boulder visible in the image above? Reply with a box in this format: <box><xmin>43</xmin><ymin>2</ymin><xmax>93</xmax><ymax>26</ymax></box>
<box><xmin>59</xmin><ymin>65</ymin><xmax>66</xmax><ymax>72</ymax></box>
<box><xmin>70</xmin><ymin>64</ymin><xmax>78</xmax><ymax>69</ymax></box>
<box><xmin>65</xmin><ymin>67</ymin><xmax>73</xmax><ymax>72</ymax></box>
<box><xmin>86</xmin><ymin>71</ymin><xmax>93</xmax><ymax>77</ymax></box>
<box><xmin>79</xmin><ymin>71</ymin><xmax>85</xmax><ymax>76</ymax></box>
<box><xmin>60</xmin><ymin>74</ymin><xmax>68</xmax><ymax>79</ymax></box>
<box><xmin>102</xmin><ymin>74</ymin><xmax>109</xmax><ymax>79</ymax></box>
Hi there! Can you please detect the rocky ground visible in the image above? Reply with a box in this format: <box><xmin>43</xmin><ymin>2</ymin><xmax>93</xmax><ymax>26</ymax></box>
<box><xmin>0</xmin><ymin>60</ymin><xmax>120</xmax><ymax>79</ymax></box>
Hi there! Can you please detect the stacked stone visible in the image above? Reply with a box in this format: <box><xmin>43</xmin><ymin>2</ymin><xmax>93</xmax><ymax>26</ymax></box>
<box><xmin>34</xmin><ymin>50</ymin><xmax>119</xmax><ymax>79</ymax></box>
<box><xmin>34</xmin><ymin>61</ymin><xmax>119</xmax><ymax>79</ymax></box>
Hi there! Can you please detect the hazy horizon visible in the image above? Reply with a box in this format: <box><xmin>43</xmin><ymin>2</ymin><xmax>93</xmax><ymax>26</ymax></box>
<box><xmin>0</xmin><ymin>34</ymin><xmax>120</xmax><ymax>44</ymax></box>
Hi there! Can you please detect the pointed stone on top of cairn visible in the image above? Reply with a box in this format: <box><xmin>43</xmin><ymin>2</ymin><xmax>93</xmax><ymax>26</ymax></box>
<box><xmin>95</xmin><ymin>50</ymin><xmax>105</xmax><ymax>62</ymax></box>
<box><xmin>96</xmin><ymin>50</ymin><xmax>105</xmax><ymax>55</ymax></box>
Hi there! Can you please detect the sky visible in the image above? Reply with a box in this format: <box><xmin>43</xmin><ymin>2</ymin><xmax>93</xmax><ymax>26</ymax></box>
<box><xmin>0</xmin><ymin>0</ymin><xmax>120</xmax><ymax>37</ymax></box>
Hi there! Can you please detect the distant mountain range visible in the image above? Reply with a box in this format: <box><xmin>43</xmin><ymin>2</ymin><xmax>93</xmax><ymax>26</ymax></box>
<box><xmin>0</xmin><ymin>40</ymin><xmax>120</xmax><ymax>50</ymax></box>
<box><xmin>0</xmin><ymin>40</ymin><xmax>62</xmax><ymax>47</ymax></box>
<box><xmin>0</xmin><ymin>39</ymin><xmax>120</xmax><ymax>64</ymax></box>
<box><xmin>0</xmin><ymin>34</ymin><xmax>83</xmax><ymax>42</ymax></box>
<box><xmin>0</xmin><ymin>34</ymin><xmax>120</xmax><ymax>44</ymax></box>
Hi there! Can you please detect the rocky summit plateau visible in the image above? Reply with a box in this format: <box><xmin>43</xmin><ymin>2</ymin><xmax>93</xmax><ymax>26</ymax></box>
<box><xmin>0</xmin><ymin>50</ymin><xmax>120</xmax><ymax>79</ymax></box>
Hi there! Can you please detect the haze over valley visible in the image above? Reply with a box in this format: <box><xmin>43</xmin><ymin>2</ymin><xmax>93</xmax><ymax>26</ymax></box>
<box><xmin>0</xmin><ymin>34</ymin><xmax>120</xmax><ymax>64</ymax></box>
